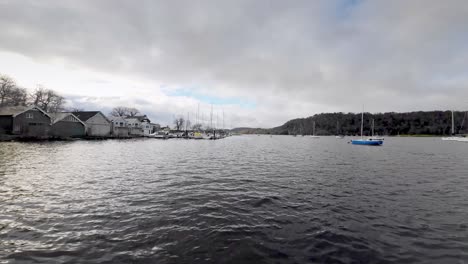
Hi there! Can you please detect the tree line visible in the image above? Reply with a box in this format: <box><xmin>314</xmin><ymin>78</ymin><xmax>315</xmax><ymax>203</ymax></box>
<box><xmin>0</xmin><ymin>74</ymin><xmax>65</xmax><ymax>112</ymax></box>
<box><xmin>240</xmin><ymin>111</ymin><xmax>467</xmax><ymax>136</ymax></box>
<box><xmin>1</xmin><ymin>74</ymin><xmax>145</xmax><ymax>118</ymax></box>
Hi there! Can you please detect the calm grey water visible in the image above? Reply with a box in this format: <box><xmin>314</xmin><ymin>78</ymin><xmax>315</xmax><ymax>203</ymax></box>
<box><xmin>1</xmin><ymin>136</ymin><xmax>468</xmax><ymax>263</ymax></box>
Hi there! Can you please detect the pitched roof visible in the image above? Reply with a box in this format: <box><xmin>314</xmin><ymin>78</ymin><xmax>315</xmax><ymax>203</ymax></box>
<box><xmin>108</xmin><ymin>116</ymin><xmax>127</xmax><ymax>122</ymax></box>
<box><xmin>49</xmin><ymin>112</ymin><xmax>69</xmax><ymax>122</ymax></box>
<box><xmin>48</xmin><ymin>112</ymin><xmax>86</xmax><ymax>126</ymax></box>
<box><xmin>0</xmin><ymin>106</ymin><xmax>30</xmax><ymax>116</ymax></box>
<box><xmin>0</xmin><ymin>105</ymin><xmax>51</xmax><ymax>118</ymax></box>
<box><xmin>125</xmin><ymin>115</ymin><xmax>151</xmax><ymax>123</ymax></box>
<box><xmin>72</xmin><ymin>111</ymin><xmax>100</xmax><ymax>122</ymax></box>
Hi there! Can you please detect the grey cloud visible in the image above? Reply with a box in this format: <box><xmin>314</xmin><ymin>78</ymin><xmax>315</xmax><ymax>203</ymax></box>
<box><xmin>1</xmin><ymin>0</ymin><xmax>468</xmax><ymax>127</ymax></box>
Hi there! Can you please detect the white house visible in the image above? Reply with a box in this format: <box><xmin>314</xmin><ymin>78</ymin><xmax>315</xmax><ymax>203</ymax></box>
<box><xmin>109</xmin><ymin>116</ymin><xmax>130</xmax><ymax>137</ymax></box>
<box><xmin>125</xmin><ymin>115</ymin><xmax>153</xmax><ymax>136</ymax></box>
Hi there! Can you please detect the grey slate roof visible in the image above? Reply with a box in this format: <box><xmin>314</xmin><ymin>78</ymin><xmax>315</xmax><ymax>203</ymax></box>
<box><xmin>72</xmin><ymin>111</ymin><xmax>100</xmax><ymax>122</ymax></box>
<box><xmin>48</xmin><ymin>113</ymin><xmax>85</xmax><ymax>125</ymax></box>
<box><xmin>129</xmin><ymin>115</ymin><xmax>151</xmax><ymax>123</ymax></box>
<box><xmin>0</xmin><ymin>105</ymin><xmax>50</xmax><ymax>118</ymax></box>
<box><xmin>48</xmin><ymin>113</ymin><xmax>69</xmax><ymax>123</ymax></box>
<box><xmin>0</xmin><ymin>106</ymin><xmax>30</xmax><ymax>116</ymax></box>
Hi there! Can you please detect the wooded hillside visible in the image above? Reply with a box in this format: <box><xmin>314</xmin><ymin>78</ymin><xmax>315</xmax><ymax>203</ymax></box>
<box><xmin>236</xmin><ymin>111</ymin><xmax>468</xmax><ymax>136</ymax></box>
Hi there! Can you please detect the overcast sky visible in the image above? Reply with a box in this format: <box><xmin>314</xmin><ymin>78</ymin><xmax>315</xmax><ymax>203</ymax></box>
<box><xmin>1</xmin><ymin>0</ymin><xmax>467</xmax><ymax>127</ymax></box>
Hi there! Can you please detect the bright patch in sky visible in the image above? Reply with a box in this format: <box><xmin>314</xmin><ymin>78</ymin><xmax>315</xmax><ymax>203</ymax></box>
<box><xmin>164</xmin><ymin>87</ymin><xmax>257</xmax><ymax>109</ymax></box>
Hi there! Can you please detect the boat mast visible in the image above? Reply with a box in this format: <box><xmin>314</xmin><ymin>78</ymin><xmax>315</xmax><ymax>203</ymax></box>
<box><xmin>210</xmin><ymin>104</ymin><xmax>213</xmax><ymax>131</ymax></box>
<box><xmin>197</xmin><ymin>103</ymin><xmax>200</xmax><ymax>129</ymax></box>
<box><xmin>451</xmin><ymin>110</ymin><xmax>455</xmax><ymax>135</ymax></box>
<box><xmin>372</xmin><ymin>119</ymin><xmax>374</xmax><ymax>137</ymax></box>
<box><xmin>313</xmin><ymin>121</ymin><xmax>316</xmax><ymax>136</ymax></box>
<box><xmin>360</xmin><ymin>106</ymin><xmax>364</xmax><ymax>139</ymax></box>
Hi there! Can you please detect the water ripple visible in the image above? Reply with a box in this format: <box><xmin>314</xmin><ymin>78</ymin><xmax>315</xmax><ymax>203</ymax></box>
<box><xmin>1</xmin><ymin>136</ymin><xmax>468</xmax><ymax>263</ymax></box>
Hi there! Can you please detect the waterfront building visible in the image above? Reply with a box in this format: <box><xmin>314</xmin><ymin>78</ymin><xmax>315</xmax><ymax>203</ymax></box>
<box><xmin>72</xmin><ymin>111</ymin><xmax>112</xmax><ymax>137</ymax></box>
<box><xmin>125</xmin><ymin>115</ymin><xmax>152</xmax><ymax>136</ymax></box>
<box><xmin>0</xmin><ymin>105</ymin><xmax>51</xmax><ymax>138</ymax></box>
<box><xmin>49</xmin><ymin>112</ymin><xmax>86</xmax><ymax>138</ymax></box>
<box><xmin>109</xmin><ymin>116</ymin><xmax>130</xmax><ymax>138</ymax></box>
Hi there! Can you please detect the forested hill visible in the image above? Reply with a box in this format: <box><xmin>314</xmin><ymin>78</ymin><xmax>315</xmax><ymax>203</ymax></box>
<box><xmin>238</xmin><ymin>111</ymin><xmax>468</xmax><ymax>136</ymax></box>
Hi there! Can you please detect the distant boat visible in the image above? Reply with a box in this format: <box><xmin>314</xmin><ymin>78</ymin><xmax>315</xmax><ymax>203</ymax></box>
<box><xmin>442</xmin><ymin>110</ymin><xmax>464</xmax><ymax>141</ymax></box>
<box><xmin>351</xmin><ymin>108</ymin><xmax>383</xmax><ymax>146</ymax></box>
<box><xmin>148</xmin><ymin>131</ymin><xmax>168</xmax><ymax>139</ymax></box>
<box><xmin>192</xmin><ymin>131</ymin><xmax>204</xmax><ymax>139</ymax></box>
<box><xmin>290</xmin><ymin>125</ymin><xmax>297</xmax><ymax>137</ymax></box>
<box><xmin>335</xmin><ymin>120</ymin><xmax>344</xmax><ymax>139</ymax></box>
<box><xmin>310</xmin><ymin>121</ymin><xmax>320</xmax><ymax>138</ymax></box>
<box><xmin>368</xmin><ymin>119</ymin><xmax>385</xmax><ymax>141</ymax></box>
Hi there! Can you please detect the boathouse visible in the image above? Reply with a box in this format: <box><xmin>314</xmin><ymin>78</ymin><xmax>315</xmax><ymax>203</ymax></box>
<box><xmin>49</xmin><ymin>113</ymin><xmax>86</xmax><ymax>138</ymax></box>
<box><xmin>72</xmin><ymin>111</ymin><xmax>111</xmax><ymax>137</ymax></box>
<box><xmin>0</xmin><ymin>105</ymin><xmax>51</xmax><ymax>137</ymax></box>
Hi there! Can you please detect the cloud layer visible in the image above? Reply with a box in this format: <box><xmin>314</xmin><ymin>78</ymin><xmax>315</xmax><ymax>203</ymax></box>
<box><xmin>1</xmin><ymin>0</ymin><xmax>467</xmax><ymax>127</ymax></box>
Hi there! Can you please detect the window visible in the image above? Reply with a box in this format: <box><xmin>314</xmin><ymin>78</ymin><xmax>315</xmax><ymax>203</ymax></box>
<box><xmin>26</xmin><ymin>113</ymin><xmax>33</xmax><ymax>119</ymax></box>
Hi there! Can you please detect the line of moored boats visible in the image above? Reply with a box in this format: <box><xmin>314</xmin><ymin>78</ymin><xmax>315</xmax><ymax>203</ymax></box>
<box><xmin>148</xmin><ymin>130</ymin><xmax>230</xmax><ymax>140</ymax></box>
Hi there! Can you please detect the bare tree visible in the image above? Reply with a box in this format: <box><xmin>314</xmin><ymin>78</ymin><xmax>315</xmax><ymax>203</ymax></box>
<box><xmin>8</xmin><ymin>87</ymin><xmax>28</xmax><ymax>106</ymax></box>
<box><xmin>110</xmin><ymin>106</ymin><xmax>128</xmax><ymax>117</ymax></box>
<box><xmin>0</xmin><ymin>75</ymin><xmax>15</xmax><ymax>106</ymax></box>
<box><xmin>127</xmin><ymin>107</ymin><xmax>140</xmax><ymax>117</ymax></box>
<box><xmin>66</xmin><ymin>107</ymin><xmax>84</xmax><ymax>112</ymax></box>
<box><xmin>109</xmin><ymin>106</ymin><xmax>140</xmax><ymax>117</ymax></box>
<box><xmin>0</xmin><ymin>75</ymin><xmax>28</xmax><ymax>107</ymax></box>
<box><xmin>29</xmin><ymin>86</ymin><xmax>65</xmax><ymax>112</ymax></box>
<box><xmin>173</xmin><ymin>117</ymin><xmax>185</xmax><ymax>131</ymax></box>
<box><xmin>192</xmin><ymin>123</ymin><xmax>203</xmax><ymax>131</ymax></box>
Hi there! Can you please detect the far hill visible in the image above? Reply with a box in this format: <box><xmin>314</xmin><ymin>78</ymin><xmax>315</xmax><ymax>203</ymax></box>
<box><xmin>234</xmin><ymin>111</ymin><xmax>467</xmax><ymax>136</ymax></box>
<box><xmin>230</xmin><ymin>127</ymin><xmax>269</xmax><ymax>134</ymax></box>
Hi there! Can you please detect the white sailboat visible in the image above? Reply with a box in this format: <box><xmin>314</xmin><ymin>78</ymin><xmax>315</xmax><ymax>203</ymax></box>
<box><xmin>310</xmin><ymin>121</ymin><xmax>320</xmax><ymax>138</ymax></box>
<box><xmin>368</xmin><ymin>119</ymin><xmax>384</xmax><ymax>141</ymax></box>
<box><xmin>148</xmin><ymin>131</ymin><xmax>169</xmax><ymax>139</ymax></box>
<box><xmin>442</xmin><ymin>111</ymin><xmax>463</xmax><ymax>141</ymax></box>
<box><xmin>335</xmin><ymin>120</ymin><xmax>344</xmax><ymax>139</ymax></box>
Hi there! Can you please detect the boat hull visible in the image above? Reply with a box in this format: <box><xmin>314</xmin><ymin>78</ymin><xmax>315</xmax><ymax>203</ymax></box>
<box><xmin>351</xmin><ymin>139</ymin><xmax>383</xmax><ymax>146</ymax></box>
<box><xmin>442</xmin><ymin>136</ymin><xmax>468</xmax><ymax>142</ymax></box>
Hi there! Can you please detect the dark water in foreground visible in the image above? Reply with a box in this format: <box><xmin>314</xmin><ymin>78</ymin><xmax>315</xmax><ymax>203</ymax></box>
<box><xmin>1</xmin><ymin>136</ymin><xmax>468</xmax><ymax>263</ymax></box>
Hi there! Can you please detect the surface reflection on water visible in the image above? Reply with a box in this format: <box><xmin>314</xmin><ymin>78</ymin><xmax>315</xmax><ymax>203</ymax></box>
<box><xmin>1</xmin><ymin>136</ymin><xmax>468</xmax><ymax>263</ymax></box>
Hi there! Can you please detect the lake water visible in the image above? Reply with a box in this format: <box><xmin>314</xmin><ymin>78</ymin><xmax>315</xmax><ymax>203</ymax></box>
<box><xmin>1</xmin><ymin>136</ymin><xmax>468</xmax><ymax>263</ymax></box>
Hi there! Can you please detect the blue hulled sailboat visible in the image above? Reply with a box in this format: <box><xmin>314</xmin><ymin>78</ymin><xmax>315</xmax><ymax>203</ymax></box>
<box><xmin>351</xmin><ymin>109</ymin><xmax>383</xmax><ymax>146</ymax></box>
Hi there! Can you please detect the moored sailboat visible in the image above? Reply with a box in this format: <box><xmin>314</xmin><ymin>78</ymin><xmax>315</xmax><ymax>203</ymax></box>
<box><xmin>368</xmin><ymin>119</ymin><xmax>384</xmax><ymax>141</ymax></box>
<box><xmin>310</xmin><ymin>121</ymin><xmax>320</xmax><ymax>138</ymax></box>
<box><xmin>441</xmin><ymin>111</ymin><xmax>464</xmax><ymax>141</ymax></box>
<box><xmin>351</xmin><ymin>108</ymin><xmax>383</xmax><ymax>146</ymax></box>
<box><xmin>335</xmin><ymin>120</ymin><xmax>344</xmax><ymax>139</ymax></box>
